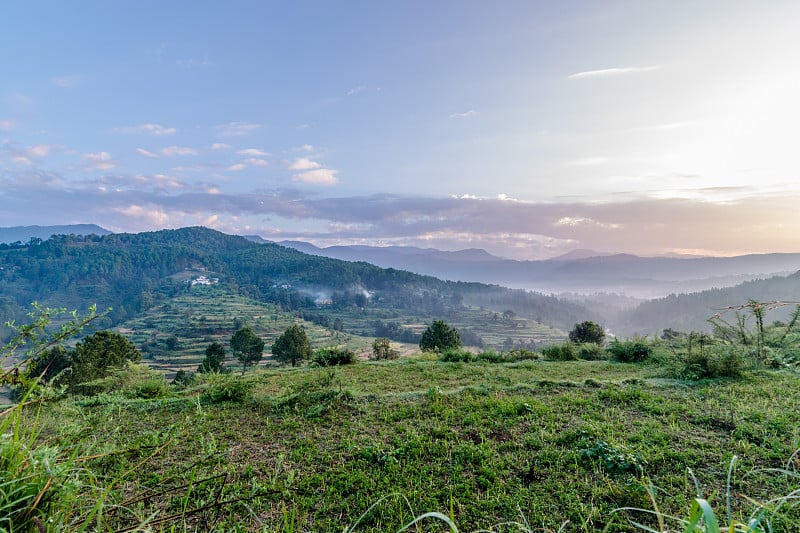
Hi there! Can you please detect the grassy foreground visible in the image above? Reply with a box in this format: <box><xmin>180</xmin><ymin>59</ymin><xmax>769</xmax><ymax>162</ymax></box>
<box><xmin>29</xmin><ymin>358</ymin><xmax>800</xmax><ymax>532</ymax></box>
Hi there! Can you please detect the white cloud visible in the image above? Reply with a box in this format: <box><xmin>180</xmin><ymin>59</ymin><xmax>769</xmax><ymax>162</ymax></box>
<box><xmin>176</xmin><ymin>58</ymin><xmax>215</xmax><ymax>68</ymax></box>
<box><xmin>346</xmin><ymin>85</ymin><xmax>366</xmax><ymax>96</ymax></box>
<box><xmin>215</xmin><ymin>122</ymin><xmax>262</xmax><ymax>137</ymax></box>
<box><xmin>227</xmin><ymin>163</ymin><xmax>247</xmax><ymax>171</ymax></box>
<box><xmin>113</xmin><ymin>204</ymin><xmax>171</xmax><ymax>226</ymax></box>
<box><xmin>243</xmin><ymin>158</ymin><xmax>268</xmax><ymax>167</ymax></box>
<box><xmin>292</xmin><ymin>168</ymin><xmax>339</xmax><ymax>185</ymax></box>
<box><xmin>27</xmin><ymin>145</ymin><xmax>54</xmax><ymax>157</ymax></box>
<box><xmin>161</xmin><ymin>146</ymin><xmax>198</xmax><ymax>157</ymax></box>
<box><xmin>84</xmin><ymin>151</ymin><xmax>117</xmax><ymax>170</ymax></box>
<box><xmin>296</xmin><ymin>144</ymin><xmax>314</xmax><ymax>152</ymax></box>
<box><xmin>52</xmin><ymin>75</ymin><xmax>82</xmax><ymax>88</ymax></box>
<box><xmin>135</xmin><ymin>148</ymin><xmax>159</xmax><ymax>159</ymax></box>
<box><xmin>211</xmin><ymin>143</ymin><xmax>232</xmax><ymax>150</ymax></box>
<box><xmin>554</xmin><ymin>216</ymin><xmax>621</xmax><ymax>229</ymax></box>
<box><xmin>0</xmin><ymin>119</ymin><xmax>16</xmax><ymax>131</ymax></box>
<box><xmin>288</xmin><ymin>157</ymin><xmax>321</xmax><ymax>170</ymax></box>
<box><xmin>449</xmin><ymin>110</ymin><xmax>478</xmax><ymax>119</ymax></box>
<box><xmin>567</xmin><ymin>66</ymin><xmax>661</xmax><ymax>80</ymax></box>
<box><xmin>116</xmin><ymin>123</ymin><xmax>177</xmax><ymax>136</ymax></box>
<box><xmin>237</xmin><ymin>148</ymin><xmax>269</xmax><ymax>156</ymax></box>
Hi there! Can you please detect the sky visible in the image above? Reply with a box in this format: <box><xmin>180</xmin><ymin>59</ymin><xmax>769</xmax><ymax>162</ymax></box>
<box><xmin>2</xmin><ymin>1</ymin><xmax>800</xmax><ymax>259</ymax></box>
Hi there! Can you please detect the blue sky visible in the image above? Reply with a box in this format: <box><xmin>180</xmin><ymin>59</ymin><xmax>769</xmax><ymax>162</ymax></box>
<box><xmin>2</xmin><ymin>1</ymin><xmax>800</xmax><ymax>258</ymax></box>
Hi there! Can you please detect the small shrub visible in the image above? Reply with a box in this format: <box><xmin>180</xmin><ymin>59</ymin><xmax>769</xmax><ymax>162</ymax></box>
<box><xmin>476</xmin><ymin>350</ymin><xmax>504</xmax><ymax>363</ymax></box>
<box><xmin>607</xmin><ymin>338</ymin><xmax>651</xmax><ymax>363</ymax></box>
<box><xmin>541</xmin><ymin>342</ymin><xmax>577</xmax><ymax>361</ymax></box>
<box><xmin>200</xmin><ymin>373</ymin><xmax>253</xmax><ymax>403</ymax></box>
<box><xmin>679</xmin><ymin>345</ymin><xmax>746</xmax><ymax>380</ymax></box>
<box><xmin>577</xmin><ymin>342</ymin><xmax>606</xmax><ymax>360</ymax></box>
<box><xmin>440</xmin><ymin>348</ymin><xmax>474</xmax><ymax>362</ymax></box>
<box><xmin>312</xmin><ymin>346</ymin><xmax>357</xmax><ymax>366</ymax></box>
<box><xmin>505</xmin><ymin>348</ymin><xmax>539</xmax><ymax>361</ymax></box>
<box><xmin>370</xmin><ymin>338</ymin><xmax>399</xmax><ymax>360</ymax></box>
<box><xmin>581</xmin><ymin>440</ymin><xmax>643</xmax><ymax>476</ymax></box>
<box><xmin>134</xmin><ymin>377</ymin><xmax>171</xmax><ymax>399</ymax></box>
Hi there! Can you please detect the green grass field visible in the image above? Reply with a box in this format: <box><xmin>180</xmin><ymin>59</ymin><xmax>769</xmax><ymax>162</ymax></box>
<box><xmin>31</xmin><ymin>357</ymin><xmax>800</xmax><ymax>532</ymax></box>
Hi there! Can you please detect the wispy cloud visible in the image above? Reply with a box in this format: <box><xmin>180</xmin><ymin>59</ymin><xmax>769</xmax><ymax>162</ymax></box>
<box><xmin>567</xmin><ymin>157</ymin><xmax>609</xmax><ymax>166</ymax></box>
<box><xmin>176</xmin><ymin>57</ymin><xmax>214</xmax><ymax>68</ymax></box>
<box><xmin>292</xmin><ymin>168</ymin><xmax>339</xmax><ymax>185</ymax></box>
<box><xmin>116</xmin><ymin>123</ymin><xmax>177</xmax><ymax>136</ymax></box>
<box><xmin>215</xmin><ymin>122</ymin><xmax>262</xmax><ymax>137</ymax></box>
<box><xmin>6</xmin><ymin>144</ymin><xmax>63</xmax><ymax>164</ymax></box>
<box><xmin>52</xmin><ymin>74</ymin><xmax>82</xmax><ymax>88</ymax></box>
<box><xmin>236</xmin><ymin>148</ymin><xmax>269</xmax><ymax>156</ymax></box>
<box><xmin>346</xmin><ymin>85</ymin><xmax>367</xmax><ymax>96</ymax></box>
<box><xmin>227</xmin><ymin>163</ymin><xmax>247</xmax><ymax>171</ymax></box>
<box><xmin>242</xmin><ymin>158</ymin><xmax>267</xmax><ymax>167</ymax></box>
<box><xmin>449</xmin><ymin>110</ymin><xmax>478</xmax><ymax>119</ymax></box>
<box><xmin>0</xmin><ymin>119</ymin><xmax>14</xmax><ymax>131</ymax></box>
<box><xmin>288</xmin><ymin>157</ymin><xmax>321</xmax><ymax>171</ymax></box>
<box><xmin>211</xmin><ymin>143</ymin><xmax>231</xmax><ymax>150</ymax></box>
<box><xmin>161</xmin><ymin>146</ymin><xmax>198</xmax><ymax>157</ymax></box>
<box><xmin>568</xmin><ymin>65</ymin><xmax>661</xmax><ymax>80</ymax></box>
<box><xmin>135</xmin><ymin>148</ymin><xmax>160</xmax><ymax>159</ymax></box>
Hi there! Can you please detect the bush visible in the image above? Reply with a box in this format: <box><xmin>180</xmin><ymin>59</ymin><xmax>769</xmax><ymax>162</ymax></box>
<box><xmin>607</xmin><ymin>338</ymin><xmax>651</xmax><ymax>363</ymax></box>
<box><xmin>134</xmin><ymin>377</ymin><xmax>171</xmax><ymax>399</ymax></box>
<box><xmin>679</xmin><ymin>345</ymin><xmax>745</xmax><ymax>379</ymax></box>
<box><xmin>312</xmin><ymin>347</ymin><xmax>357</xmax><ymax>366</ymax></box>
<box><xmin>440</xmin><ymin>348</ymin><xmax>475</xmax><ymax>362</ymax></box>
<box><xmin>541</xmin><ymin>342</ymin><xmax>577</xmax><ymax>361</ymax></box>
<box><xmin>199</xmin><ymin>373</ymin><xmax>254</xmax><ymax>403</ymax></box>
<box><xmin>577</xmin><ymin>342</ymin><xmax>606</xmax><ymax>360</ymax></box>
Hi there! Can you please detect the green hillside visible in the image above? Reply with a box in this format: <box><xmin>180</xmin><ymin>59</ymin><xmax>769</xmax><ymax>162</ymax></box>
<box><xmin>0</xmin><ymin>227</ymin><xmax>590</xmax><ymax>347</ymax></box>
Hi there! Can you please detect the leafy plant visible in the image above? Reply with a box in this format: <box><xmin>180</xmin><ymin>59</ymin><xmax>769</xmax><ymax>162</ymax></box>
<box><xmin>607</xmin><ymin>338</ymin><xmax>652</xmax><ymax>363</ymax></box>
<box><xmin>581</xmin><ymin>439</ymin><xmax>644</xmax><ymax>476</ymax></box>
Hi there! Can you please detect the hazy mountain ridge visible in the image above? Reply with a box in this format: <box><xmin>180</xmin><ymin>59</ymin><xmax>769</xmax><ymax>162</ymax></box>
<box><xmin>272</xmin><ymin>239</ymin><xmax>800</xmax><ymax>297</ymax></box>
<box><xmin>0</xmin><ymin>224</ymin><xmax>111</xmax><ymax>244</ymax></box>
<box><xmin>613</xmin><ymin>270</ymin><xmax>800</xmax><ymax>336</ymax></box>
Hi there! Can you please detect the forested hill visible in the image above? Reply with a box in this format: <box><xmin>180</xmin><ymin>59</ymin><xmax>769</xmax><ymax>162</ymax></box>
<box><xmin>0</xmin><ymin>226</ymin><xmax>595</xmax><ymax>332</ymax></box>
<box><xmin>613</xmin><ymin>270</ymin><xmax>800</xmax><ymax>336</ymax></box>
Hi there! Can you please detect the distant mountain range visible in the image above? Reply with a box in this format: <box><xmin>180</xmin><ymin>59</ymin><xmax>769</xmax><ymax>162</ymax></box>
<box><xmin>0</xmin><ymin>224</ymin><xmax>111</xmax><ymax>244</ymax></box>
<box><xmin>268</xmin><ymin>239</ymin><xmax>800</xmax><ymax>298</ymax></box>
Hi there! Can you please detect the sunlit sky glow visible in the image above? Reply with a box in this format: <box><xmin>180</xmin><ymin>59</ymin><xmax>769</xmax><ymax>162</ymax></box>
<box><xmin>2</xmin><ymin>1</ymin><xmax>800</xmax><ymax>259</ymax></box>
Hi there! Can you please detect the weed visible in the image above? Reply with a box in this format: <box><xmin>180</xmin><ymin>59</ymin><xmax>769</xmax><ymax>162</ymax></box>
<box><xmin>581</xmin><ymin>440</ymin><xmax>645</xmax><ymax>476</ymax></box>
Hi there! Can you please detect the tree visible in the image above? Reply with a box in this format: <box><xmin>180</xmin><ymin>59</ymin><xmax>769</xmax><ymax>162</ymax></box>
<box><xmin>70</xmin><ymin>330</ymin><xmax>142</xmax><ymax>392</ymax></box>
<box><xmin>198</xmin><ymin>342</ymin><xmax>228</xmax><ymax>373</ymax></box>
<box><xmin>371</xmin><ymin>337</ymin><xmax>398</xmax><ymax>360</ymax></box>
<box><xmin>568</xmin><ymin>321</ymin><xmax>605</xmax><ymax>345</ymax></box>
<box><xmin>419</xmin><ymin>320</ymin><xmax>461</xmax><ymax>352</ymax></box>
<box><xmin>230</xmin><ymin>327</ymin><xmax>265</xmax><ymax>373</ymax></box>
<box><xmin>271</xmin><ymin>324</ymin><xmax>311</xmax><ymax>367</ymax></box>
